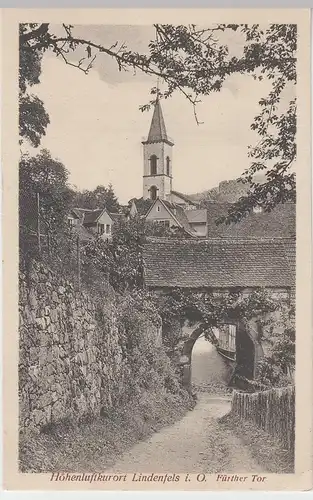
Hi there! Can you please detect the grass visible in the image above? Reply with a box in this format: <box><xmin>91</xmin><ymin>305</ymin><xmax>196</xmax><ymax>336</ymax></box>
<box><xmin>19</xmin><ymin>389</ymin><xmax>195</xmax><ymax>473</ymax></box>
<box><xmin>218</xmin><ymin>412</ymin><xmax>294</xmax><ymax>473</ymax></box>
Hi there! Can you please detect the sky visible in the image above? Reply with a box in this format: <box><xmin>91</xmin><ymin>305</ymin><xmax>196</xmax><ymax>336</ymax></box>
<box><xmin>24</xmin><ymin>24</ymin><xmax>289</xmax><ymax>204</ymax></box>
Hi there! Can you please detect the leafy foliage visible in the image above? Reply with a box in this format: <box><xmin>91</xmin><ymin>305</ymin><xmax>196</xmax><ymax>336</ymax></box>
<box><xmin>128</xmin><ymin>197</ymin><xmax>153</xmax><ymax>216</ymax></box>
<box><xmin>155</xmin><ymin>287</ymin><xmax>279</xmax><ymax>330</ymax></box>
<box><xmin>19</xmin><ymin>149</ymin><xmax>75</xmax><ymax>268</ymax></box>
<box><xmin>80</xmin><ymin>216</ymin><xmax>189</xmax><ymax>293</ymax></box>
<box><xmin>256</xmin><ymin>307</ymin><xmax>295</xmax><ymax>387</ymax></box>
<box><xmin>73</xmin><ymin>184</ymin><xmax>120</xmax><ymax>212</ymax></box>
<box><xmin>19</xmin><ymin>24</ymin><xmax>50</xmax><ymax>146</ymax></box>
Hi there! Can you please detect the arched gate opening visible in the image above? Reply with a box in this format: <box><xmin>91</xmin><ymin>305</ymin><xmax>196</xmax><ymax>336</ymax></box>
<box><xmin>178</xmin><ymin>320</ymin><xmax>257</xmax><ymax>389</ymax></box>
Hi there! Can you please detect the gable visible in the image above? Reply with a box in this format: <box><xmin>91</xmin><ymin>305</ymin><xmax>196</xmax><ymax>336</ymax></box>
<box><xmin>97</xmin><ymin>211</ymin><xmax>114</xmax><ymax>225</ymax></box>
<box><xmin>145</xmin><ymin>199</ymin><xmax>178</xmax><ymax>224</ymax></box>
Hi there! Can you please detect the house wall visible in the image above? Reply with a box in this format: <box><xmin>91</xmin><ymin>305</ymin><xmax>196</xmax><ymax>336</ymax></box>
<box><xmin>189</xmin><ymin>222</ymin><xmax>207</xmax><ymax>236</ymax></box>
<box><xmin>145</xmin><ymin>200</ymin><xmax>177</xmax><ymax>227</ymax></box>
<box><xmin>85</xmin><ymin>211</ymin><xmax>113</xmax><ymax>240</ymax></box>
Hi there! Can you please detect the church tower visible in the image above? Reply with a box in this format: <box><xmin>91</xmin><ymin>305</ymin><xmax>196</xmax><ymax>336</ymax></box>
<box><xmin>142</xmin><ymin>98</ymin><xmax>174</xmax><ymax>201</ymax></box>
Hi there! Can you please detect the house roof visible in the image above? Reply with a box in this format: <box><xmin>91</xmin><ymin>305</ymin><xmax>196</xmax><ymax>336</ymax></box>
<box><xmin>71</xmin><ymin>208</ymin><xmax>92</xmax><ymax>222</ymax></box>
<box><xmin>109</xmin><ymin>212</ymin><xmax>125</xmax><ymax>222</ymax></box>
<box><xmin>185</xmin><ymin>209</ymin><xmax>207</xmax><ymax>224</ymax></box>
<box><xmin>145</xmin><ymin>99</ymin><xmax>173</xmax><ymax>145</ymax></box>
<box><xmin>171</xmin><ymin>190</ymin><xmax>199</xmax><ymax>206</ymax></box>
<box><xmin>205</xmin><ymin>202</ymin><xmax>296</xmax><ymax>238</ymax></box>
<box><xmin>152</xmin><ymin>199</ymin><xmax>197</xmax><ymax>236</ymax></box>
<box><xmin>83</xmin><ymin>209</ymin><xmax>105</xmax><ymax>224</ymax></box>
<box><xmin>143</xmin><ymin>237</ymin><xmax>295</xmax><ymax>289</ymax></box>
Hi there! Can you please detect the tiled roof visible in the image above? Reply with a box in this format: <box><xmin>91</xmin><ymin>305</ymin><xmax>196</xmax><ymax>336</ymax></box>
<box><xmin>161</xmin><ymin>200</ymin><xmax>197</xmax><ymax>236</ymax></box>
<box><xmin>109</xmin><ymin>213</ymin><xmax>125</xmax><ymax>222</ymax></box>
<box><xmin>143</xmin><ymin>238</ymin><xmax>295</xmax><ymax>289</ymax></box>
<box><xmin>83</xmin><ymin>209</ymin><xmax>104</xmax><ymax>224</ymax></box>
<box><xmin>71</xmin><ymin>208</ymin><xmax>92</xmax><ymax>222</ymax></box>
<box><xmin>283</xmin><ymin>238</ymin><xmax>296</xmax><ymax>277</ymax></box>
<box><xmin>205</xmin><ymin>202</ymin><xmax>295</xmax><ymax>238</ymax></box>
<box><xmin>185</xmin><ymin>209</ymin><xmax>207</xmax><ymax>224</ymax></box>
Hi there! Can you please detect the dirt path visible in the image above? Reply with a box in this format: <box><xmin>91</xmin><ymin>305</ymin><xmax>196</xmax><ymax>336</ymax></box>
<box><xmin>107</xmin><ymin>341</ymin><xmax>264</xmax><ymax>473</ymax></box>
<box><xmin>107</xmin><ymin>393</ymin><xmax>263</xmax><ymax>473</ymax></box>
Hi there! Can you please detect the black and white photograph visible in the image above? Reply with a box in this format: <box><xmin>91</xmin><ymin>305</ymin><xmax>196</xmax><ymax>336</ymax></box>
<box><xmin>1</xmin><ymin>8</ymin><xmax>312</xmax><ymax>491</ymax></box>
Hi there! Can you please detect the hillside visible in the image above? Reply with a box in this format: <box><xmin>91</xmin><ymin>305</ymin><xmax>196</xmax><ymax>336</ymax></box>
<box><xmin>188</xmin><ymin>175</ymin><xmax>266</xmax><ymax>204</ymax></box>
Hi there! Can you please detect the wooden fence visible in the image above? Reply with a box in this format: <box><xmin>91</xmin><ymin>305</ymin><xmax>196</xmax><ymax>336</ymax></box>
<box><xmin>231</xmin><ymin>385</ymin><xmax>295</xmax><ymax>452</ymax></box>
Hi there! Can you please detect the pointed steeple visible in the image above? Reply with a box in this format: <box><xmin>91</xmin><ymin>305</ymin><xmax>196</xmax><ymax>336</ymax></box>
<box><xmin>147</xmin><ymin>97</ymin><xmax>169</xmax><ymax>143</ymax></box>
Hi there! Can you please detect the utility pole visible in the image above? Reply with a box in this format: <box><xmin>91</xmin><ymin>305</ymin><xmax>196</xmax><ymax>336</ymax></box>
<box><xmin>76</xmin><ymin>235</ymin><xmax>81</xmax><ymax>291</ymax></box>
<box><xmin>36</xmin><ymin>192</ymin><xmax>41</xmax><ymax>254</ymax></box>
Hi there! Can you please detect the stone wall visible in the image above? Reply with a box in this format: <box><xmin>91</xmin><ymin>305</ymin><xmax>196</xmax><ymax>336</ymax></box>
<box><xmin>19</xmin><ymin>261</ymin><xmax>162</xmax><ymax>433</ymax></box>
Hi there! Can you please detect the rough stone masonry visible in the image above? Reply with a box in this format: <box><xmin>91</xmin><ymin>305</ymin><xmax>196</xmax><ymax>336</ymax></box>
<box><xmin>18</xmin><ymin>261</ymin><xmax>161</xmax><ymax>433</ymax></box>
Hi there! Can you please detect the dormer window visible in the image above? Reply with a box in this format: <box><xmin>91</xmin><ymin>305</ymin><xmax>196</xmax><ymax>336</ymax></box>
<box><xmin>150</xmin><ymin>155</ymin><xmax>157</xmax><ymax>175</ymax></box>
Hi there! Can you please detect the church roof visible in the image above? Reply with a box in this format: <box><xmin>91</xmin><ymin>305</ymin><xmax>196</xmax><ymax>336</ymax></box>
<box><xmin>205</xmin><ymin>202</ymin><xmax>296</xmax><ymax>239</ymax></box>
<box><xmin>143</xmin><ymin>237</ymin><xmax>295</xmax><ymax>289</ymax></box>
<box><xmin>145</xmin><ymin>99</ymin><xmax>173</xmax><ymax>145</ymax></box>
<box><xmin>170</xmin><ymin>190</ymin><xmax>199</xmax><ymax>206</ymax></box>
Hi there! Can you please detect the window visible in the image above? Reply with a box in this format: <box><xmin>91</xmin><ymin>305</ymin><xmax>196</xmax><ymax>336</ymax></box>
<box><xmin>150</xmin><ymin>185</ymin><xmax>158</xmax><ymax>200</ymax></box>
<box><xmin>105</xmin><ymin>224</ymin><xmax>111</xmax><ymax>234</ymax></box>
<box><xmin>157</xmin><ymin>206</ymin><xmax>161</xmax><ymax>212</ymax></box>
<box><xmin>98</xmin><ymin>223</ymin><xmax>105</xmax><ymax>235</ymax></box>
<box><xmin>150</xmin><ymin>155</ymin><xmax>157</xmax><ymax>175</ymax></box>
<box><xmin>156</xmin><ymin>220</ymin><xmax>170</xmax><ymax>228</ymax></box>
<box><xmin>68</xmin><ymin>218</ymin><xmax>74</xmax><ymax>228</ymax></box>
<box><xmin>166</xmin><ymin>156</ymin><xmax>170</xmax><ymax>176</ymax></box>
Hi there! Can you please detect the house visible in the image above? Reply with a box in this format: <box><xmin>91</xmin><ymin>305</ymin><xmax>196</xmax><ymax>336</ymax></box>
<box><xmin>67</xmin><ymin>207</ymin><xmax>124</xmax><ymax>241</ymax></box>
<box><xmin>144</xmin><ymin>198</ymin><xmax>205</xmax><ymax>236</ymax></box>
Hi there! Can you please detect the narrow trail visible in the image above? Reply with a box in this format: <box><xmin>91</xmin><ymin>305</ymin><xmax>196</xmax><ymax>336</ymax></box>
<box><xmin>107</xmin><ymin>339</ymin><xmax>264</xmax><ymax>473</ymax></box>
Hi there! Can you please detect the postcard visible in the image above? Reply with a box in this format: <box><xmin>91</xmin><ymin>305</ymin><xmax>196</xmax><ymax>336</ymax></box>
<box><xmin>1</xmin><ymin>7</ymin><xmax>312</xmax><ymax>491</ymax></box>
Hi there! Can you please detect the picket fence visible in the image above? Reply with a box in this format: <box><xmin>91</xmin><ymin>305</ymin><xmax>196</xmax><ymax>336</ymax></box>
<box><xmin>231</xmin><ymin>385</ymin><xmax>295</xmax><ymax>452</ymax></box>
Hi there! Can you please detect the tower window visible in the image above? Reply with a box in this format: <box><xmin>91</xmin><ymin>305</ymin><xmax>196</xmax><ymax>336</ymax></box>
<box><xmin>150</xmin><ymin>155</ymin><xmax>157</xmax><ymax>175</ymax></box>
<box><xmin>150</xmin><ymin>186</ymin><xmax>158</xmax><ymax>201</ymax></box>
<box><xmin>166</xmin><ymin>156</ymin><xmax>170</xmax><ymax>176</ymax></box>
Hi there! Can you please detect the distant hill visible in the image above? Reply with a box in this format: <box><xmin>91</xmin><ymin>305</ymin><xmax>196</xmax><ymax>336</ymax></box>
<box><xmin>188</xmin><ymin>174</ymin><xmax>267</xmax><ymax>204</ymax></box>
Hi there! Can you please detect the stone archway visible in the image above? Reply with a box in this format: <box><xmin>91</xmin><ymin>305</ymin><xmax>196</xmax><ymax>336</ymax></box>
<box><xmin>178</xmin><ymin>322</ymin><xmax>214</xmax><ymax>387</ymax></box>
<box><xmin>174</xmin><ymin>319</ymin><xmax>260</xmax><ymax>389</ymax></box>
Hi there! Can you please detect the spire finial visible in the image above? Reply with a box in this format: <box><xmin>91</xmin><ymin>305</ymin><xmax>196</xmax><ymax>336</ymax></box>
<box><xmin>156</xmin><ymin>76</ymin><xmax>160</xmax><ymax>101</ymax></box>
